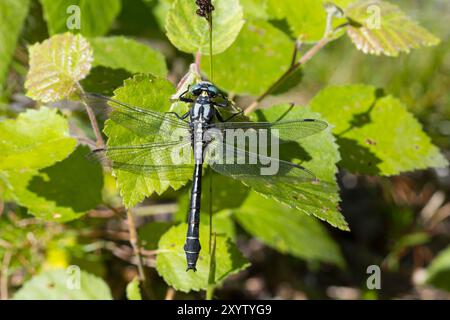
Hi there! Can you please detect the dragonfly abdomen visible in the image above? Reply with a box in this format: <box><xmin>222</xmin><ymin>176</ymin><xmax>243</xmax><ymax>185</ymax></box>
<box><xmin>184</xmin><ymin>162</ymin><xmax>203</xmax><ymax>271</ymax></box>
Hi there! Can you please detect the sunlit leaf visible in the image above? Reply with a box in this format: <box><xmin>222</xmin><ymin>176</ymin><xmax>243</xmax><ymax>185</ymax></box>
<box><xmin>246</xmin><ymin>105</ymin><xmax>348</xmax><ymax>231</ymax></box>
<box><xmin>234</xmin><ymin>192</ymin><xmax>345</xmax><ymax>267</ymax></box>
<box><xmin>89</xmin><ymin>36</ymin><xmax>168</xmax><ymax>76</ymax></box>
<box><xmin>156</xmin><ymin>223</ymin><xmax>249</xmax><ymax>292</ymax></box>
<box><xmin>165</xmin><ymin>0</ymin><xmax>244</xmax><ymax>55</ymax></box>
<box><xmin>103</xmin><ymin>74</ymin><xmax>192</xmax><ymax>208</ymax></box>
<box><xmin>14</xmin><ymin>268</ymin><xmax>112</xmax><ymax>300</ymax></box>
<box><xmin>4</xmin><ymin>145</ymin><xmax>103</xmax><ymax>222</ymax></box>
<box><xmin>201</xmin><ymin>20</ymin><xmax>293</xmax><ymax>96</ymax></box>
<box><xmin>0</xmin><ymin>0</ymin><xmax>30</xmax><ymax>85</ymax></box>
<box><xmin>240</xmin><ymin>0</ymin><xmax>269</xmax><ymax>19</ymax></box>
<box><xmin>40</xmin><ymin>0</ymin><xmax>121</xmax><ymax>37</ymax></box>
<box><xmin>25</xmin><ymin>32</ymin><xmax>93</xmax><ymax>103</ymax></box>
<box><xmin>0</xmin><ymin>107</ymin><xmax>76</xmax><ymax>171</ymax></box>
<box><xmin>267</xmin><ymin>0</ymin><xmax>352</xmax><ymax>41</ymax></box>
<box><xmin>345</xmin><ymin>0</ymin><xmax>440</xmax><ymax>56</ymax></box>
<box><xmin>126</xmin><ymin>277</ymin><xmax>142</xmax><ymax>300</ymax></box>
<box><xmin>309</xmin><ymin>85</ymin><xmax>448</xmax><ymax>175</ymax></box>
<box><xmin>425</xmin><ymin>246</ymin><xmax>450</xmax><ymax>292</ymax></box>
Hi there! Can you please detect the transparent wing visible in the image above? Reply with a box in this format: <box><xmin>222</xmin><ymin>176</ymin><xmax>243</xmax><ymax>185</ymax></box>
<box><xmin>84</xmin><ymin>93</ymin><xmax>190</xmax><ymax>138</ymax></box>
<box><xmin>210</xmin><ymin>119</ymin><xmax>327</xmax><ymax>144</ymax></box>
<box><xmin>204</xmin><ymin>140</ymin><xmax>332</xmax><ymax>208</ymax></box>
<box><xmin>205</xmin><ymin>139</ymin><xmax>316</xmax><ymax>183</ymax></box>
<box><xmin>94</xmin><ymin>139</ymin><xmax>195</xmax><ymax>181</ymax></box>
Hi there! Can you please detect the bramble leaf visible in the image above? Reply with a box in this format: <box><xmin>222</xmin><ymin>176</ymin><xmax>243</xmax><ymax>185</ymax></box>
<box><xmin>234</xmin><ymin>192</ymin><xmax>345</xmax><ymax>267</ymax></box>
<box><xmin>40</xmin><ymin>0</ymin><xmax>121</xmax><ymax>37</ymax></box>
<box><xmin>4</xmin><ymin>145</ymin><xmax>103</xmax><ymax>222</ymax></box>
<box><xmin>14</xmin><ymin>268</ymin><xmax>112</xmax><ymax>300</ymax></box>
<box><xmin>25</xmin><ymin>32</ymin><xmax>93</xmax><ymax>103</ymax></box>
<box><xmin>345</xmin><ymin>0</ymin><xmax>440</xmax><ymax>56</ymax></box>
<box><xmin>165</xmin><ymin>0</ymin><xmax>244</xmax><ymax>55</ymax></box>
<box><xmin>0</xmin><ymin>0</ymin><xmax>30</xmax><ymax>85</ymax></box>
<box><xmin>246</xmin><ymin>105</ymin><xmax>348</xmax><ymax>231</ymax></box>
<box><xmin>309</xmin><ymin>85</ymin><xmax>448</xmax><ymax>175</ymax></box>
<box><xmin>201</xmin><ymin>20</ymin><xmax>293</xmax><ymax>96</ymax></box>
<box><xmin>103</xmin><ymin>74</ymin><xmax>192</xmax><ymax>208</ymax></box>
<box><xmin>89</xmin><ymin>36</ymin><xmax>168</xmax><ymax>76</ymax></box>
<box><xmin>0</xmin><ymin>107</ymin><xmax>76</xmax><ymax>171</ymax></box>
<box><xmin>156</xmin><ymin>223</ymin><xmax>249</xmax><ymax>292</ymax></box>
<box><xmin>425</xmin><ymin>246</ymin><xmax>450</xmax><ymax>292</ymax></box>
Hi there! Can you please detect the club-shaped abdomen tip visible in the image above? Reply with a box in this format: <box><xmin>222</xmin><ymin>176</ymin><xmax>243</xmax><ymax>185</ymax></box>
<box><xmin>184</xmin><ymin>239</ymin><xmax>201</xmax><ymax>273</ymax></box>
<box><xmin>186</xmin><ymin>264</ymin><xmax>197</xmax><ymax>272</ymax></box>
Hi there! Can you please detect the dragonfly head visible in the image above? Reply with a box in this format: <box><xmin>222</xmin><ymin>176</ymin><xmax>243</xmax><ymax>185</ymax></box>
<box><xmin>191</xmin><ymin>81</ymin><xmax>219</xmax><ymax>98</ymax></box>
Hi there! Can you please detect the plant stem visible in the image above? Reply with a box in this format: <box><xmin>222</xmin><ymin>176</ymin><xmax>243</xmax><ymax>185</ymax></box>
<box><xmin>126</xmin><ymin>209</ymin><xmax>152</xmax><ymax>299</ymax></box>
<box><xmin>208</xmin><ymin>16</ymin><xmax>213</xmax><ymax>81</ymax></box>
<box><xmin>77</xmin><ymin>84</ymin><xmax>104</xmax><ymax>148</ymax></box>
<box><xmin>165</xmin><ymin>287</ymin><xmax>175</xmax><ymax>300</ymax></box>
<box><xmin>209</xmin><ymin>172</ymin><xmax>213</xmax><ymax>253</ymax></box>
<box><xmin>206</xmin><ymin>232</ymin><xmax>217</xmax><ymax>300</ymax></box>
<box><xmin>244</xmin><ymin>37</ymin><xmax>331</xmax><ymax>115</ymax></box>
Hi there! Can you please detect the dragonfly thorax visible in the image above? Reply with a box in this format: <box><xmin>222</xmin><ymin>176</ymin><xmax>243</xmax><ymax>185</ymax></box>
<box><xmin>190</xmin><ymin>100</ymin><xmax>214</xmax><ymax>124</ymax></box>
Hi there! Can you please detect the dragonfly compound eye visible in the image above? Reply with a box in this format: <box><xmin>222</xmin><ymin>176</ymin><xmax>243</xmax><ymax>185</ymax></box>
<box><xmin>191</xmin><ymin>84</ymin><xmax>203</xmax><ymax>96</ymax></box>
<box><xmin>208</xmin><ymin>85</ymin><xmax>219</xmax><ymax>96</ymax></box>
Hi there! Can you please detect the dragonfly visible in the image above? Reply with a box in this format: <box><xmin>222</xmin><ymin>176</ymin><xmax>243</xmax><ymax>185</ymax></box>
<box><xmin>87</xmin><ymin>81</ymin><xmax>328</xmax><ymax>272</ymax></box>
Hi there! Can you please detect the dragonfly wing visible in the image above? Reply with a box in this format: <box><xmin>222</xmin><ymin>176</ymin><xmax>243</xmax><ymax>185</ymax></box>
<box><xmin>204</xmin><ymin>140</ymin><xmax>334</xmax><ymax>209</ymax></box>
<box><xmin>211</xmin><ymin>119</ymin><xmax>327</xmax><ymax>144</ymax></box>
<box><xmin>94</xmin><ymin>139</ymin><xmax>195</xmax><ymax>181</ymax></box>
<box><xmin>84</xmin><ymin>93</ymin><xmax>190</xmax><ymax>138</ymax></box>
<box><xmin>205</xmin><ymin>139</ymin><xmax>316</xmax><ymax>183</ymax></box>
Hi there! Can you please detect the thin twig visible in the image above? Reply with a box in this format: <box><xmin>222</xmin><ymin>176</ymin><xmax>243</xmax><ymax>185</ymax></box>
<box><xmin>245</xmin><ymin>37</ymin><xmax>331</xmax><ymax>115</ymax></box>
<box><xmin>165</xmin><ymin>287</ymin><xmax>176</xmax><ymax>300</ymax></box>
<box><xmin>0</xmin><ymin>251</ymin><xmax>12</xmax><ymax>300</ymax></box>
<box><xmin>195</xmin><ymin>52</ymin><xmax>202</xmax><ymax>75</ymax></box>
<box><xmin>77</xmin><ymin>83</ymin><xmax>104</xmax><ymax>148</ymax></box>
<box><xmin>126</xmin><ymin>209</ymin><xmax>152</xmax><ymax>299</ymax></box>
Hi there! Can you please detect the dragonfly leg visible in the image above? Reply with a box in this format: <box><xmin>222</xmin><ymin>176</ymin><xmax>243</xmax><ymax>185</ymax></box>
<box><xmin>179</xmin><ymin>89</ymin><xmax>194</xmax><ymax>103</ymax></box>
<box><xmin>166</xmin><ymin>110</ymin><xmax>190</xmax><ymax>122</ymax></box>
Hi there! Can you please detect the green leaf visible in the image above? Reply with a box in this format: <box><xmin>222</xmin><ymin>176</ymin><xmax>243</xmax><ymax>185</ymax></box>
<box><xmin>246</xmin><ymin>105</ymin><xmax>348</xmax><ymax>231</ymax></box>
<box><xmin>240</xmin><ymin>0</ymin><xmax>269</xmax><ymax>19</ymax></box>
<box><xmin>89</xmin><ymin>36</ymin><xmax>168</xmax><ymax>77</ymax></box>
<box><xmin>156</xmin><ymin>223</ymin><xmax>249</xmax><ymax>292</ymax></box>
<box><xmin>268</xmin><ymin>0</ymin><xmax>352</xmax><ymax>42</ymax></box>
<box><xmin>309</xmin><ymin>85</ymin><xmax>448</xmax><ymax>175</ymax></box>
<box><xmin>4</xmin><ymin>145</ymin><xmax>103</xmax><ymax>222</ymax></box>
<box><xmin>25</xmin><ymin>32</ymin><xmax>93</xmax><ymax>103</ymax></box>
<box><xmin>104</xmin><ymin>74</ymin><xmax>192</xmax><ymax>208</ymax></box>
<box><xmin>234</xmin><ymin>192</ymin><xmax>344</xmax><ymax>267</ymax></box>
<box><xmin>80</xmin><ymin>66</ymin><xmax>132</xmax><ymax>96</ymax></box>
<box><xmin>14</xmin><ymin>268</ymin><xmax>112</xmax><ymax>300</ymax></box>
<box><xmin>165</xmin><ymin>0</ymin><xmax>244</xmax><ymax>55</ymax></box>
<box><xmin>40</xmin><ymin>0</ymin><xmax>121</xmax><ymax>37</ymax></box>
<box><xmin>345</xmin><ymin>0</ymin><xmax>440</xmax><ymax>56</ymax></box>
<box><xmin>0</xmin><ymin>107</ymin><xmax>76</xmax><ymax>171</ymax></box>
<box><xmin>139</xmin><ymin>221</ymin><xmax>174</xmax><ymax>250</ymax></box>
<box><xmin>126</xmin><ymin>277</ymin><xmax>142</xmax><ymax>300</ymax></box>
<box><xmin>425</xmin><ymin>246</ymin><xmax>450</xmax><ymax>292</ymax></box>
<box><xmin>201</xmin><ymin>20</ymin><xmax>293</xmax><ymax>96</ymax></box>
<box><xmin>0</xmin><ymin>0</ymin><xmax>30</xmax><ymax>85</ymax></box>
